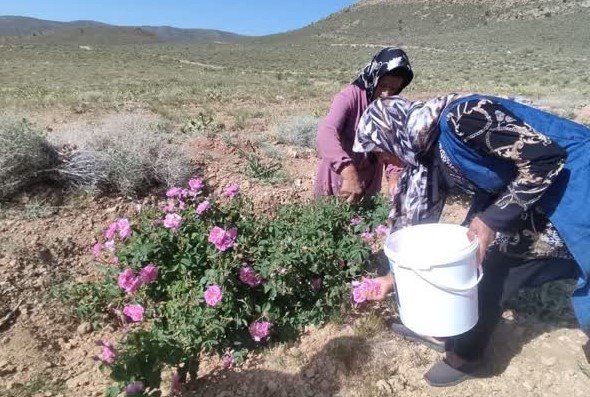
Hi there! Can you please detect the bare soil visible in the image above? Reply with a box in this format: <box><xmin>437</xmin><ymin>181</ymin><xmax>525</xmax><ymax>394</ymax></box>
<box><xmin>1</xmin><ymin>109</ymin><xmax>589</xmax><ymax>397</ymax></box>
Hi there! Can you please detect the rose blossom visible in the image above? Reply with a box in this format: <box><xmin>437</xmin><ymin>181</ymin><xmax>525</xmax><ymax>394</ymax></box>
<box><xmin>223</xmin><ymin>183</ymin><xmax>239</xmax><ymax>198</ymax></box>
<box><xmin>123</xmin><ymin>304</ymin><xmax>145</xmax><ymax>322</ymax></box>
<box><xmin>166</xmin><ymin>187</ymin><xmax>183</xmax><ymax>198</ymax></box>
<box><xmin>118</xmin><ymin>268</ymin><xmax>142</xmax><ymax>294</ymax></box>
<box><xmin>98</xmin><ymin>340</ymin><xmax>116</xmax><ymax>364</ymax></box>
<box><xmin>164</xmin><ymin>213</ymin><xmax>183</xmax><ymax>231</ymax></box>
<box><xmin>239</xmin><ymin>266</ymin><xmax>263</xmax><ymax>287</ymax></box>
<box><xmin>222</xmin><ymin>351</ymin><xmax>235</xmax><ymax>368</ymax></box>
<box><xmin>196</xmin><ymin>200</ymin><xmax>211</xmax><ymax>216</ymax></box>
<box><xmin>351</xmin><ymin>278</ymin><xmax>382</xmax><ymax>304</ymax></box>
<box><xmin>248</xmin><ymin>320</ymin><xmax>271</xmax><ymax>342</ymax></box>
<box><xmin>360</xmin><ymin>231</ymin><xmax>374</xmax><ymax>243</ymax></box>
<box><xmin>104</xmin><ymin>239</ymin><xmax>116</xmax><ymax>252</ymax></box>
<box><xmin>91</xmin><ymin>242</ymin><xmax>102</xmax><ymax>258</ymax></box>
<box><xmin>117</xmin><ymin>218</ymin><xmax>132</xmax><ymax>239</ymax></box>
<box><xmin>208</xmin><ymin>226</ymin><xmax>237</xmax><ymax>251</ymax></box>
<box><xmin>139</xmin><ymin>264</ymin><xmax>158</xmax><ymax>284</ymax></box>
<box><xmin>350</xmin><ymin>216</ymin><xmax>362</xmax><ymax>226</ymax></box>
<box><xmin>188</xmin><ymin>178</ymin><xmax>204</xmax><ymax>192</ymax></box>
<box><xmin>163</xmin><ymin>200</ymin><xmax>176</xmax><ymax>213</ymax></box>
<box><xmin>104</xmin><ymin>222</ymin><xmax>118</xmax><ymax>240</ymax></box>
<box><xmin>204</xmin><ymin>284</ymin><xmax>222</xmax><ymax>307</ymax></box>
<box><xmin>375</xmin><ymin>224</ymin><xmax>390</xmax><ymax>236</ymax></box>
<box><xmin>124</xmin><ymin>381</ymin><xmax>145</xmax><ymax>394</ymax></box>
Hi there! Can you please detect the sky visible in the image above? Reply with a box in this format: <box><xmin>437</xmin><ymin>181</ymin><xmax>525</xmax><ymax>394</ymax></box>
<box><xmin>0</xmin><ymin>0</ymin><xmax>359</xmax><ymax>36</ymax></box>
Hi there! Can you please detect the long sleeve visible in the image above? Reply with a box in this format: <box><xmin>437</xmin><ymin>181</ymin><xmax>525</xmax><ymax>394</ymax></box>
<box><xmin>316</xmin><ymin>88</ymin><xmax>357</xmax><ymax>173</ymax></box>
<box><xmin>448</xmin><ymin>99</ymin><xmax>567</xmax><ymax>232</ymax></box>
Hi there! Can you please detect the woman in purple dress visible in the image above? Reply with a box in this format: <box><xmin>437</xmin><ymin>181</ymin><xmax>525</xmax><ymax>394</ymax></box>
<box><xmin>313</xmin><ymin>47</ymin><xmax>413</xmax><ymax>203</ymax></box>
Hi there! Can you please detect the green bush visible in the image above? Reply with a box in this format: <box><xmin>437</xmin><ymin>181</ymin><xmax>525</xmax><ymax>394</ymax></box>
<box><xmin>78</xmin><ymin>179</ymin><xmax>388</xmax><ymax>395</ymax></box>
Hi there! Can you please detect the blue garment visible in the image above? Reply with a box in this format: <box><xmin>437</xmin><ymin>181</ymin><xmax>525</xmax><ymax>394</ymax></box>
<box><xmin>439</xmin><ymin>94</ymin><xmax>590</xmax><ymax>333</ymax></box>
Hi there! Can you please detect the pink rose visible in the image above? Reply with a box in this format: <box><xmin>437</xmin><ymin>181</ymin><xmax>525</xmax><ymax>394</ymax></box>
<box><xmin>139</xmin><ymin>264</ymin><xmax>158</xmax><ymax>284</ymax></box>
<box><xmin>208</xmin><ymin>226</ymin><xmax>237</xmax><ymax>252</ymax></box>
<box><xmin>164</xmin><ymin>213</ymin><xmax>183</xmax><ymax>231</ymax></box>
<box><xmin>196</xmin><ymin>200</ymin><xmax>211</xmax><ymax>216</ymax></box>
<box><xmin>360</xmin><ymin>231</ymin><xmax>374</xmax><ymax>243</ymax></box>
<box><xmin>188</xmin><ymin>178</ymin><xmax>204</xmax><ymax>192</ymax></box>
<box><xmin>91</xmin><ymin>242</ymin><xmax>102</xmax><ymax>258</ymax></box>
<box><xmin>124</xmin><ymin>381</ymin><xmax>144</xmax><ymax>394</ymax></box>
<box><xmin>99</xmin><ymin>340</ymin><xmax>116</xmax><ymax>364</ymax></box>
<box><xmin>123</xmin><ymin>304</ymin><xmax>145</xmax><ymax>322</ymax></box>
<box><xmin>239</xmin><ymin>266</ymin><xmax>263</xmax><ymax>287</ymax></box>
<box><xmin>104</xmin><ymin>239</ymin><xmax>116</xmax><ymax>252</ymax></box>
<box><xmin>351</xmin><ymin>278</ymin><xmax>381</xmax><ymax>304</ymax></box>
<box><xmin>117</xmin><ymin>218</ymin><xmax>132</xmax><ymax>240</ymax></box>
<box><xmin>222</xmin><ymin>351</ymin><xmax>235</xmax><ymax>369</ymax></box>
<box><xmin>204</xmin><ymin>284</ymin><xmax>222</xmax><ymax>307</ymax></box>
<box><xmin>350</xmin><ymin>216</ymin><xmax>362</xmax><ymax>226</ymax></box>
<box><xmin>249</xmin><ymin>320</ymin><xmax>271</xmax><ymax>342</ymax></box>
<box><xmin>223</xmin><ymin>183</ymin><xmax>239</xmax><ymax>198</ymax></box>
<box><xmin>163</xmin><ymin>199</ymin><xmax>178</xmax><ymax>213</ymax></box>
<box><xmin>118</xmin><ymin>268</ymin><xmax>142</xmax><ymax>294</ymax></box>
<box><xmin>375</xmin><ymin>224</ymin><xmax>389</xmax><ymax>236</ymax></box>
<box><xmin>104</xmin><ymin>222</ymin><xmax>118</xmax><ymax>240</ymax></box>
<box><xmin>166</xmin><ymin>187</ymin><xmax>183</xmax><ymax>198</ymax></box>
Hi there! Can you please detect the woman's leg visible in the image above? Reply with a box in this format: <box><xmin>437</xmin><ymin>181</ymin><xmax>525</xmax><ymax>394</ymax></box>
<box><xmin>452</xmin><ymin>252</ymin><xmax>579</xmax><ymax>361</ymax></box>
<box><xmin>425</xmin><ymin>250</ymin><xmax>578</xmax><ymax>386</ymax></box>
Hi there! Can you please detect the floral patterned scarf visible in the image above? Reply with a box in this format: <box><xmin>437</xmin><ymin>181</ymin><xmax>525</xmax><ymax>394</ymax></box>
<box><xmin>353</xmin><ymin>94</ymin><xmax>461</xmax><ymax>228</ymax></box>
<box><xmin>352</xmin><ymin>47</ymin><xmax>413</xmax><ymax>101</ymax></box>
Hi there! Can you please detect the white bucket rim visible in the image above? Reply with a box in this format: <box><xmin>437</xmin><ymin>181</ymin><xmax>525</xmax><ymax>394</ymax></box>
<box><xmin>383</xmin><ymin>223</ymin><xmax>478</xmax><ymax>270</ymax></box>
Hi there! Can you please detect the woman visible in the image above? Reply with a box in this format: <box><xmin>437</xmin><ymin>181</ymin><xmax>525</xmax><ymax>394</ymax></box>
<box><xmin>354</xmin><ymin>94</ymin><xmax>590</xmax><ymax>386</ymax></box>
<box><xmin>314</xmin><ymin>47</ymin><xmax>413</xmax><ymax>203</ymax></box>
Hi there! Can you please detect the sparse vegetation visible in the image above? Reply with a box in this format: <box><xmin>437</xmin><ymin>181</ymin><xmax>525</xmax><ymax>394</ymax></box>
<box><xmin>50</xmin><ymin>115</ymin><xmax>195</xmax><ymax>196</ymax></box>
<box><xmin>239</xmin><ymin>150</ymin><xmax>285</xmax><ymax>184</ymax></box>
<box><xmin>276</xmin><ymin>115</ymin><xmax>321</xmax><ymax>148</ymax></box>
<box><xmin>0</xmin><ymin>118</ymin><xmax>60</xmax><ymax>200</ymax></box>
<box><xmin>1</xmin><ymin>2</ymin><xmax>590</xmax><ymax>396</ymax></box>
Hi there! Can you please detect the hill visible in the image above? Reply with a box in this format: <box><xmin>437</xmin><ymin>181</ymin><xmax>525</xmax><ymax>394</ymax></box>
<box><xmin>0</xmin><ymin>15</ymin><xmax>242</xmax><ymax>44</ymax></box>
<box><xmin>0</xmin><ymin>0</ymin><xmax>588</xmax><ymax>115</ymax></box>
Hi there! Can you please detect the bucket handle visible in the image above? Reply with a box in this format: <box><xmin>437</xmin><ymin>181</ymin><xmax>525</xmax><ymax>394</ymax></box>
<box><xmin>411</xmin><ymin>264</ymin><xmax>484</xmax><ymax>293</ymax></box>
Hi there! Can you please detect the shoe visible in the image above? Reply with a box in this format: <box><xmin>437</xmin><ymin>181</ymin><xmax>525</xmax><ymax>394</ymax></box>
<box><xmin>389</xmin><ymin>323</ymin><xmax>446</xmax><ymax>353</ymax></box>
<box><xmin>424</xmin><ymin>357</ymin><xmax>482</xmax><ymax>387</ymax></box>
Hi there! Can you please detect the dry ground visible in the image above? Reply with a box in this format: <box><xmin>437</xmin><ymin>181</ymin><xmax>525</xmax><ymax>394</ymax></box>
<box><xmin>1</xmin><ymin>100</ymin><xmax>590</xmax><ymax>397</ymax></box>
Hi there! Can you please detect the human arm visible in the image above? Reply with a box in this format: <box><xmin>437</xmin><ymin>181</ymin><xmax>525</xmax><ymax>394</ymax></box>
<box><xmin>316</xmin><ymin>87</ymin><xmax>363</xmax><ymax>201</ymax></box>
<box><xmin>450</xmin><ymin>100</ymin><xmax>566</xmax><ymax>259</ymax></box>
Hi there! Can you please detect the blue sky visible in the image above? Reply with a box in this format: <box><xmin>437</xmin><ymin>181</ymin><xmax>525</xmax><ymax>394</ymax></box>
<box><xmin>0</xmin><ymin>0</ymin><xmax>358</xmax><ymax>35</ymax></box>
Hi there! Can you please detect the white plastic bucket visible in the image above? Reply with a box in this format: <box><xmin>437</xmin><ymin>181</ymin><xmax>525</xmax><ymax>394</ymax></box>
<box><xmin>383</xmin><ymin>223</ymin><xmax>482</xmax><ymax>337</ymax></box>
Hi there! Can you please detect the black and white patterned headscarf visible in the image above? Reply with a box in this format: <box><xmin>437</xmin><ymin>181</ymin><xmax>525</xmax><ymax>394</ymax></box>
<box><xmin>352</xmin><ymin>47</ymin><xmax>413</xmax><ymax>101</ymax></box>
<box><xmin>353</xmin><ymin>95</ymin><xmax>461</xmax><ymax>228</ymax></box>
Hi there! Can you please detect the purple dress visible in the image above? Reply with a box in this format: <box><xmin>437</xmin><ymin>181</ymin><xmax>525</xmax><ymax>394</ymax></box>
<box><xmin>314</xmin><ymin>84</ymin><xmax>401</xmax><ymax>197</ymax></box>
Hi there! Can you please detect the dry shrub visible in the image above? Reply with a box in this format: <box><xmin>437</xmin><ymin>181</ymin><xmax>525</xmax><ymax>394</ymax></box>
<box><xmin>276</xmin><ymin>115</ymin><xmax>321</xmax><ymax>148</ymax></box>
<box><xmin>0</xmin><ymin>118</ymin><xmax>60</xmax><ymax>200</ymax></box>
<box><xmin>51</xmin><ymin>114</ymin><xmax>195</xmax><ymax>196</ymax></box>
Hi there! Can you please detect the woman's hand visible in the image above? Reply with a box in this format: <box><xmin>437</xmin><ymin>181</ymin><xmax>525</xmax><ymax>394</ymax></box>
<box><xmin>467</xmin><ymin>216</ymin><xmax>496</xmax><ymax>264</ymax></box>
<box><xmin>339</xmin><ymin>165</ymin><xmax>363</xmax><ymax>204</ymax></box>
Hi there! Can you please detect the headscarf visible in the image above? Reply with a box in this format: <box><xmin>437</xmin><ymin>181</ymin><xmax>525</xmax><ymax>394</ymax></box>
<box><xmin>352</xmin><ymin>47</ymin><xmax>413</xmax><ymax>101</ymax></box>
<box><xmin>353</xmin><ymin>94</ymin><xmax>462</xmax><ymax>228</ymax></box>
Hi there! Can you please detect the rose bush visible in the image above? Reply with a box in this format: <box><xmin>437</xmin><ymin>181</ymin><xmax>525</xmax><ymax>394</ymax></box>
<box><xmin>64</xmin><ymin>178</ymin><xmax>390</xmax><ymax>396</ymax></box>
